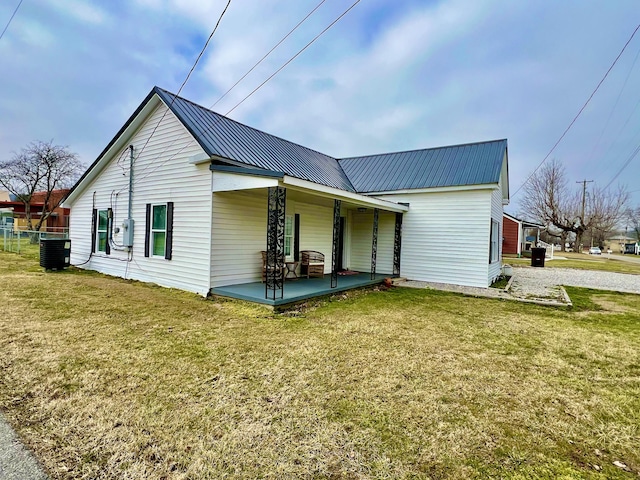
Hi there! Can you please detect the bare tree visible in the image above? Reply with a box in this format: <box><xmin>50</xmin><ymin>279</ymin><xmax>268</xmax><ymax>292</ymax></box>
<box><xmin>521</xmin><ymin>159</ymin><xmax>628</xmax><ymax>251</ymax></box>
<box><xmin>626</xmin><ymin>206</ymin><xmax>640</xmax><ymax>241</ymax></box>
<box><xmin>0</xmin><ymin>140</ymin><xmax>84</xmax><ymax>231</ymax></box>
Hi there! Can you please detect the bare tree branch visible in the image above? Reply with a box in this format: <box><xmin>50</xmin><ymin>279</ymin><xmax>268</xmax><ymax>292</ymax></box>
<box><xmin>521</xmin><ymin>158</ymin><xmax>629</xmax><ymax>251</ymax></box>
<box><xmin>0</xmin><ymin>140</ymin><xmax>84</xmax><ymax>232</ymax></box>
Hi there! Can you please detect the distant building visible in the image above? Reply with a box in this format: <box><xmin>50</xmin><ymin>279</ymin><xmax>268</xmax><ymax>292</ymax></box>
<box><xmin>0</xmin><ymin>189</ymin><xmax>70</xmax><ymax>231</ymax></box>
<box><xmin>502</xmin><ymin>213</ymin><xmax>544</xmax><ymax>256</ymax></box>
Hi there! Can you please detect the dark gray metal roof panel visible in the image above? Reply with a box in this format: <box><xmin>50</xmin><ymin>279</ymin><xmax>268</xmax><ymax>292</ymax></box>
<box><xmin>155</xmin><ymin>87</ymin><xmax>355</xmax><ymax>192</ymax></box>
<box><xmin>338</xmin><ymin>139</ymin><xmax>508</xmax><ymax>193</ymax></box>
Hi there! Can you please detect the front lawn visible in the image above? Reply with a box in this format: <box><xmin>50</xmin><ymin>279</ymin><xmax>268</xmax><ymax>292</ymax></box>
<box><xmin>1</xmin><ymin>251</ymin><xmax>639</xmax><ymax>479</ymax></box>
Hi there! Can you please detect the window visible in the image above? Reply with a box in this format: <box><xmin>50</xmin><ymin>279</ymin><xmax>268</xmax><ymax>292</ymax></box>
<box><xmin>284</xmin><ymin>215</ymin><xmax>293</xmax><ymax>258</ymax></box>
<box><xmin>144</xmin><ymin>202</ymin><xmax>173</xmax><ymax>260</ymax></box>
<box><xmin>151</xmin><ymin>204</ymin><xmax>167</xmax><ymax>257</ymax></box>
<box><xmin>97</xmin><ymin>209</ymin><xmax>108</xmax><ymax>252</ymax></box>
<box><xmin>490</xmin><ymin>219</ymin><xmax>499</xmax><ymax>263</ymax></box>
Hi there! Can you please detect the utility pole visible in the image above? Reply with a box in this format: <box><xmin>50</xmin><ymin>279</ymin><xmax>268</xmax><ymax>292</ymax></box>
<box><xmin>576</xmin><ymin>179</ymin><xmax>593</xmax><ymax>250</ymax></box>
<box><xmin>576</xmin><ymin>179</ymin><xmax>594</xmax><ymax>223</ymax></box>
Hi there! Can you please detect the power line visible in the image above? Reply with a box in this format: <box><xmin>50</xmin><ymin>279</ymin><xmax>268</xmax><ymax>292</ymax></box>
<box><xmin>602</xmin><ymin>142</ymin><xmax>640</xmax><ymax>191</ymax></box>
<box><xmin>0</xmin><ymin>0</ymin><xmax>24</xmax><ymax>41</ymax></box>
<box><xmin>224</xmin><ymin>0</ymin><xmax>362</xmax><ymax>117</ymax></box>
<box><xmin>512</xmin><ymin>22</ymin><xmax>640</xmax><ymax>199</ymax></box>
<box><xmin>133</xmin><ymin>0</ymin><xmax>327</xmax><ymax>181</ymax></box>
<box><xmin>129</xmin><ymin>0</ymin><xmax>362</xmax><ymax>190</ymax></box>
<box><xmin>211</xmin><ymin>0</ymin><xmax>327</xmax><ymax>109</ymax></box>
<box><xmin>586</xmin><ymin>44</ymin><xmax>640</xmax><ymax>171</ymax></box>
<box><xmin>132</xmin><ymin>0</ymin><xmax>232</xmax><ymax>166</ymax></box>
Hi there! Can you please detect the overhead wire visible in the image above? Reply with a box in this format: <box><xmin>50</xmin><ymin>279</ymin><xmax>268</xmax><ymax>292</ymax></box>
<box><xmin>132</xmin><ymin>0</ymin><xmax>232</xmax><ymax>166</ymax></box>
<box><xmin>511</xmin><ymin>22</ymin><xmax>640</xmax><ymax>199</ymax></box>
<box><xmin>585</xmin><ymin>44</ymin><xmax>640</xmax><ymax>171</ymax></box>
<box><xmin>0</xmin><ymin>0</ymin><xmax>24</xmax><ymax>41</ymax></box>
<box><xmin>211</xmin><ymin>0</ymin><xmax>327</xmax><ymax>109</ymax></box>
<box><xmin>128</xmin><ymin>0</ymin><xmax>362</xmax><ymax>190</ymax></box>
<box><xmin>602</xmin><ymin>142</ymin><xmax>640</xmax><ymax>191</ymax></box>
<box><xmin>132</xmin><ymin>0</ymin><xmax>328</xmax><ymax>183</ymax></box>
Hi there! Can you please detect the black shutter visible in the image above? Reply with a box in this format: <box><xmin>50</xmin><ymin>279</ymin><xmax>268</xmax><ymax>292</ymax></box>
<box><xmin>91</xmin><ymin>209</ymin><xmax>97</xmax><ymax>253</ymax></box>
<box><xmin>294</xmin><ymin>213</ymin><xmax>300</xmax><ymax>261</ymax></box>
<box><xmin>105</xmin><ymin>208</ymin><xmax>112</xmax><ymax>255</ymax></box>
<box><xmin>144</xmin><ymin>204</ymin><xmax>151</xmax><ymax>257</ymax></box>
<box><xmin>165</xmin><ymin>202</ymin><xmax>174</xmax><ymax>260</ymax></box>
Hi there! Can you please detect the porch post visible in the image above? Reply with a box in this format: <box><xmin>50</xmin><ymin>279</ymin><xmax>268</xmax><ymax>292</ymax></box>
<box><xmin>393</xmin><ymin>212</ymin><xmax>403</xmax><ymax>276</ymax></box>
<box><xmin>370</xmin><ymin>208</ymin><xmax>379</xmax><ymax>280</ymax></box>
<box><xmin>266</xmin><ymin>186</ymin><xmax>286</xmax><ymax>300</ymax></box>
<box><xmin>331</xmin><ymin>199</ymin><xmax>341</xmax><ymax>288</ymax></box>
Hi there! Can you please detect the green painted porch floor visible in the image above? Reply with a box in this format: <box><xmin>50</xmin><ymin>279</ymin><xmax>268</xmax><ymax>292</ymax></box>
<box><xmin>211</xmin><ymin>273</ymin><xmax>389</xmax><ymax>306</ymax></box>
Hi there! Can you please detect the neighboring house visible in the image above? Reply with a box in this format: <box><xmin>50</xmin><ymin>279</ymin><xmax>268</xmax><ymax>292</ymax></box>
<box><xmin>0</xmin><ymin>190</ymin><xmax>12</xmax><ymax>226</ymax></box>
<box><xmin>0</xmin><ymin>189</ymin><xmax>70</xmax><ymax>231</ymax></box>
<box><xmin>502</xmin><ymin>213</ymin><xmax>544</xmax><ymax>256</ymax></box>
<box><xmin>64</xmin><ymin>87</ymin><xmax>510</xmax><ymax>303</ymax></box>
<box><xmin>606</xmin><ymin>234</ymin><xmax>637</xmax><ymax>253</ymax></box>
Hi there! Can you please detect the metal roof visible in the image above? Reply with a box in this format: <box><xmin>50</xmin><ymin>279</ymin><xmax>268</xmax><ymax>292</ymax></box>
<box><xmin>338</xmin><ymin>139</ymin><xmax>508</xmax><ymax>193</ymax></box>
<box><xmin>69</xmin><ymin>86</ymin><xmax>509</xmax><ymax>202</ymax></box>
<box><xmin>155</xmin><ymin>88</ymin><xmax>356</xmax><ymax>192</ymax></box>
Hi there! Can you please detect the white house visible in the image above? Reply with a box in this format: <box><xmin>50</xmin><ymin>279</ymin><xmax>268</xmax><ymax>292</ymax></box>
<box><xmin>64</xmin><ymin>87</ymin><xmax>509</xmax><ymax>305</ymax></box>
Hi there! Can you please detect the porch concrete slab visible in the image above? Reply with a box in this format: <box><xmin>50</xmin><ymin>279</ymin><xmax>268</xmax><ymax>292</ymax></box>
<box><xmin>211</xmin><ymin>273</ymin><xmax>389</xmax><ymax>306</ymax></box>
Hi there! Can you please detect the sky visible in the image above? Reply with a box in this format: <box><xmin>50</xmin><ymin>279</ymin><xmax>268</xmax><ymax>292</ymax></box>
<box><xmin>1</xmin><ymin>0</ymin><xmax>639</xmax><ymax>216</ymax></box>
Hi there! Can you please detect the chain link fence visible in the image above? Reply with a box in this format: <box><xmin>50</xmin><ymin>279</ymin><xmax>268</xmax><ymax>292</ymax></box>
<box><xmin>1</xmin><ymin>227</ymin><xmax>69</xmax><ymax>258</ymax></box>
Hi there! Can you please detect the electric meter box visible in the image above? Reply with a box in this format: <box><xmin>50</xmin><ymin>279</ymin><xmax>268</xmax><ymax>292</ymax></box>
<box><xmin>122</xmin><ymin>218</ymin><xmax>134</xmax><ymax>247</ymax></box>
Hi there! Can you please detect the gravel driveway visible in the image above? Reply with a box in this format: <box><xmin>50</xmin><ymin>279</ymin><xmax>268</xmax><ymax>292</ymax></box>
<box><xmin>511</xmin><ymin>266</ymin><xmax>640</xmax><ymax>298</ymax></box>
<box><xmin>402</xmin><ymin>266</ymin><xmax>639</xmax><ymax>306</ymax></box>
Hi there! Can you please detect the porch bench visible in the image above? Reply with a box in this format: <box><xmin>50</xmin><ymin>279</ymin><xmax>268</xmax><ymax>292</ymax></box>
<box><xmin>301</xmin><ymin>250</ymin><xmax>325</xmax><ymax>278</ymax></box>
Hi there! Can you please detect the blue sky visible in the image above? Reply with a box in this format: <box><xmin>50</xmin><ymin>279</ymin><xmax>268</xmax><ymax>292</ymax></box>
<box><xmin>1</xmin><ymin>0</ymin><xmax>639</xmax><ymax>214</ymax></box>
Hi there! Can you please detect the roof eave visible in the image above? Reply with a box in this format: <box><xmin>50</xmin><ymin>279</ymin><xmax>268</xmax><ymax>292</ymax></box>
<box><xmin>65</xmin><ymin>88</ymin><xmax>164</xmax><ymax>206</ymax></box>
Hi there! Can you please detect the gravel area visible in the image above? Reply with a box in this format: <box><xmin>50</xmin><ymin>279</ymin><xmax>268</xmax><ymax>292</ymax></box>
<box><xmin>401</xmin><ymin>266</ymin><xmax>639</xmax><ymax>306</ymax></box>
<box><xmin>512</xmin><ymin>266</ymin><xmax>640</xmax><ymax>295</ymax></box>
<box><xmin>0</xmin><ymin>414</ymin><xmax>48</xmax><ymax>480</ymax></box>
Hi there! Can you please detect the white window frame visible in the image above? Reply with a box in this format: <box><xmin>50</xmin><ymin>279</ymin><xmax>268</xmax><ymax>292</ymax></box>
<box><xmin>97</xmin><ymin>209</ymin><xmax>108</xmax><ymax>253</ymax></box>
<box><xmin>284</xmin><ymin>214</ymin><xmax>293</xmax><ymax>260</ymax></box>
<box><xmin>151</xmin><ymin>204</ymin><xmax>167</xmax><ymax>258</ymax></box>
<box><xmin>490</xmin><ymin>219</ymin><xmax>499</xmax><ymax>264</ymax></box>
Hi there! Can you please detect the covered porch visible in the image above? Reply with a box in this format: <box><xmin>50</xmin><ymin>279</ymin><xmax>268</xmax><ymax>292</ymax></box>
<box><xmin>209</xmin><ymin>164</ymin><xmax>408</xmax><ymax>305</ymax></box>
<box><xmin>211</xmin><ymin>272</ymin><xmax>388</xmax><ymax>306</ymax></box>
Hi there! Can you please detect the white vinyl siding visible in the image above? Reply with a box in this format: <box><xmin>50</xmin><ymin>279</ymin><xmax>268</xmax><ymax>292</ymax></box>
<box><xmin>349</xmin><ymin>211</ymin><xmax>395</xmax><ymax>274</ymax></box>
<box><xmin>210</xmin><ymin>191</ymin><xmax>336</xmax><ymax>288</ymax></box>
<box><xmin>374</xmin><ymin>189</ymin><xmax>493</xmax><ymax>288</ymax></box>
<box><xmin>211</xmin><ymin>190</ymin><xmax>267</xmax><ymax>287</ymax></box>
<box><xmin>295</xmin><ymin>201</ymin><xmax>333</xmax><ymax>274</ymax></box>
<box><xmin>68</xmin><ymin>102</ymin><xmax>212</xmax><ymax>296</ymax></box>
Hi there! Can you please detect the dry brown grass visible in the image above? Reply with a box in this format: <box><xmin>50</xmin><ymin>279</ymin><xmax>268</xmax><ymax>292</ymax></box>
<box><xmin>1</xmin><ymin>250</ymin><xmax>639</xmax><ymax>479</ymax></box>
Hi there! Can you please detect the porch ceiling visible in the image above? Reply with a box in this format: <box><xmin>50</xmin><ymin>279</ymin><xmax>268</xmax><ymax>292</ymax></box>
<box><xmin>210</xmin><ymin>169</ymin><xmax>409</xmax><ymax>213</ymax></box>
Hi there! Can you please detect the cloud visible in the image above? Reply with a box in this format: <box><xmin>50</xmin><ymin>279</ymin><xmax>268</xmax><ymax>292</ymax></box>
<box><xmin>0</xmin><ymin>0</ymin><xmax>639</xmax><ymax>209</ymax></box>
<box><xmin>45</xmin><ymin>0</ymin><xmax>109</xmax><ymax>25</ymax></box>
